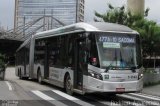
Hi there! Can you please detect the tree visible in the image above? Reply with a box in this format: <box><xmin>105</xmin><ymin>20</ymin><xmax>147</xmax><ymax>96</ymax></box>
<box><xmin>95</xmin><ymin>4</ymin><xmax>127</xmax><ymax>25</ymax></box>
<box><xmin>94</xmin><ymin>4</ymin><xmax>147</xmax><ymax>27</ymax></box>
<box><xmin>135</xmin><ymin>20</ymin><xmax>160</xmax><ymax>57</ymax></box>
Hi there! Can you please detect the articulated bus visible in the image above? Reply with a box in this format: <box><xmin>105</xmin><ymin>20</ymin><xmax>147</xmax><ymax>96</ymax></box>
<box><xmin>15</xmin><ymin>22</ymin><xmax>143</xmax><ymax>95</ymax></box>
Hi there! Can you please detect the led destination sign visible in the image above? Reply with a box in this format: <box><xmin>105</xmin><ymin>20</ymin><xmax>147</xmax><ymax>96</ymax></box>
<box><xmin>99</xmin><ymin>36</ymin><xmax>135</xmax><ymax>43</ymax></box>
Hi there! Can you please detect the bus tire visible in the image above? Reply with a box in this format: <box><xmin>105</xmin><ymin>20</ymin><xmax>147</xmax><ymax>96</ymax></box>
<box><xmin>65</xmin><ymin>74</ymin><xmax>73</xmax><ymax>95</ymax></box>
<box><xmin>37</xmin><ymin>70</ymin><xmax>43</xmax><ymax>84</ymax></box>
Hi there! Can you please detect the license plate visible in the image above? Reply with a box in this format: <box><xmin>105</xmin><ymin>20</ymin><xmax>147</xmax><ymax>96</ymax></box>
<box><xmin>116</xmin><ymin>88</ymin><xmax>125</xmax><ymax>92</ymax></box>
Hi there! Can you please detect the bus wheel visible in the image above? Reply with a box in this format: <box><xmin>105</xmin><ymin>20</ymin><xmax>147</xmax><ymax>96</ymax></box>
<box><xmin>38</xmin><ymin>71</ymin><xmax>43</xmax><ymax>84</ymax></box>
<box><xmin>65</xmin><ymin>74</ymin><xmax>73</xmax><ymax>95</ymax></box>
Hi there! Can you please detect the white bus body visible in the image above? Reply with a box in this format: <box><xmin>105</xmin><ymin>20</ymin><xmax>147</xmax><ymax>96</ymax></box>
<box><xmin>15</xmin><ymin>22</ymin><xmax>143</xmax><ymax>95</ymax></box>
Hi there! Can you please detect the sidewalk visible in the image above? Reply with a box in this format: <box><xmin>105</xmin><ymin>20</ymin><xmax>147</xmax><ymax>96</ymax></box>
<box><xmin>142</xmin><ymin>84</ymin><xmax>160</xmax><ymax>96</ymax></box>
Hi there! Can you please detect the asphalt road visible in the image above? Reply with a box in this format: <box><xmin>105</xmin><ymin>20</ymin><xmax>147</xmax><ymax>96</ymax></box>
<box><xmin>0</xmin><ymin>67</ymin><xmax>160</xmax><ymax>106</ymax></box>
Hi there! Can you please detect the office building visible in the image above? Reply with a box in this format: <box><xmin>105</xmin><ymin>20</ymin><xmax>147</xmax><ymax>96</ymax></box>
<box><xmin>14</xmin><ymin>0</ymin><xmax>85</xmax><ymax>31</ymax></box>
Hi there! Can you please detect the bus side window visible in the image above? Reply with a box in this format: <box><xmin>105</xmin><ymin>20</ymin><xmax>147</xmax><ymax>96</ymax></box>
<box><xmin>68</xmin><ymin>35</ymin><xmax>74</xmax><ymax>67</ymax></box>
<box><xmin>48</xmin><ymin>37</ymin><xmax>58</xmax><ymax>67</ymax></box>
<box><xmin>88</xmin><ymin>35</ymin><xmax>100</xmax><ymax>67</ymax></box>
<box><xmin>79</xmin><ymin>41</ymin><xmax>89</xmax><ymax>64</ymax></box>
<box><xmin>68</xmin><ymin>42</ymin><xmax>73</xmax><ymax>65</ymax></box>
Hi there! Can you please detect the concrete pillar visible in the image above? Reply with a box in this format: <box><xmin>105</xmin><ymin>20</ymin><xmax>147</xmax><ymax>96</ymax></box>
<box><xmin>127</xmin><ymin>0</ymin><xmax>145</xmax><ymax>16</ymax></box>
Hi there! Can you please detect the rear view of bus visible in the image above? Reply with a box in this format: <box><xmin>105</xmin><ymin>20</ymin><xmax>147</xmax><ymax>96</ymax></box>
<box><xmin>83</xmin><ymin>23</ymin><xmax>143</xmax><ymax>94</ymax></box>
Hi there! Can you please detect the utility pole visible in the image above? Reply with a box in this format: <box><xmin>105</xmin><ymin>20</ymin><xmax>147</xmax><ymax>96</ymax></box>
<box><xmin>127</xmin><ymin>0</ymin><xmax>145</xmax><ymax>16</ymax></box>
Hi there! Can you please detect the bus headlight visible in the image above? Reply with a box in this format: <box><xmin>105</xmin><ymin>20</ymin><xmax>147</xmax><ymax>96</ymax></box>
<box><xmin>138</xmin><ymin>73</ymin><xmax>143</xmax><ymax>80</ymax></box>
<box><xmin>88</xmin><ymin>72</ymin><xmax>103</xmax><ymax>80</ymax></box>
<box><xmin>138</xmin><ymin>67</ymin><xmax>144</xmax><ymax>80</ymax></box>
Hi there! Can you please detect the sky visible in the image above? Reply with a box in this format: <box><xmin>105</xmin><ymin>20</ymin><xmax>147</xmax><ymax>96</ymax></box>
<box><xmin>85</xmin><ymin>0</ymin><xmax>160</xmax><ymax>23</ymax></box>
<box><xmin>0</xmin><ymin>0</ymin><xmax>160</xmax><ymax>30</ymax></box>
<box><xmin>0</xmin><ymin>0</ymin><xmax>14</xmax><ymax>30</ymax></box>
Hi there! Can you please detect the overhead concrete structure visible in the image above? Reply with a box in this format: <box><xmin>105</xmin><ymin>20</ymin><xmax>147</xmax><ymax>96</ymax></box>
<box><xmin>0</xmin><ymin>31</ymin><xmax>22</xmax><ymax>65</ymax></box>
<box><xmin>14</xmin><ymin>0</ymin><xmax>85</xmax><ymax>31</ymax></box>
<box><xmin>127</xmin><ymin>0</ymin><xmax>145</xmax><ymax>16</ymax></box>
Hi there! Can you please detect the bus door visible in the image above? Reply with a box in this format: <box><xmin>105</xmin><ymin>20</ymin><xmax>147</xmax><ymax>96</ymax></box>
<box><xmin>24</xmin><ymin>48</ymin><xmax>26</xmax><ymax>75</ymax></box>
<box><xmin>75</xmin><ymin>39</ymin><xmax>88</xmax><ymax>90</ymax></box>
<box><xmin>44</xmin><ymin>44</ymin><xmax>49</xmax><ymax>79</ymax></box>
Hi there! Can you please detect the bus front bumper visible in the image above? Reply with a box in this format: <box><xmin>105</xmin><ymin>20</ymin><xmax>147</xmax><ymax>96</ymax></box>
<box><xmin>83</xmin><ymin>76</ymin><xmax>143</xmax><ymax>93</ymax></box>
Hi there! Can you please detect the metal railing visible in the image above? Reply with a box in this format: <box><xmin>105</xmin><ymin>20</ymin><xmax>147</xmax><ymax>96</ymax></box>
<box><xmin>1</xmin><ymin>16</ymin><xmax>65</xmax><ymax>41</ymax></box>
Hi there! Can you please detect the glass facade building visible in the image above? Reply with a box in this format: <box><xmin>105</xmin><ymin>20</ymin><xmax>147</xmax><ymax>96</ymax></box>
<box><xmin>14</xmin><ymin>0</ymin><xmax>85</xmax><ymax>31</ymax></box>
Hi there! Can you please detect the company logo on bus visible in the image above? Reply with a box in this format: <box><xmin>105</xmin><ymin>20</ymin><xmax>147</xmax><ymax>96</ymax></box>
<box><xmin>111</xmin><ymin>76</ymin><xmax>122</xmax><ymax>79</ymax></box>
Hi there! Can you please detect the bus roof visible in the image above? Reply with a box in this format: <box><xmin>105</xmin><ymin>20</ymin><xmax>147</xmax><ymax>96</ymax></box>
<box><xmin>89</xmin><ymin>22</ymin><xmax>133</xmax><ymax>32</ymax></box>
<box><xmin>16</xmin><ymin>22</ymin><xmax>138</xmax><ymax>52</ymax></box>
<box><xmin>34</xmin><ymin>22</ymin><xmax>137</xmax><ymax>39</ymax></box>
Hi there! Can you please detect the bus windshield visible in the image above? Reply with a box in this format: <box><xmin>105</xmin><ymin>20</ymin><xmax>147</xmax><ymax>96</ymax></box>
<box><xmin>96</xmin><ymin>33</ymin><xmax>141</xmax><ymax>69</ymax></box>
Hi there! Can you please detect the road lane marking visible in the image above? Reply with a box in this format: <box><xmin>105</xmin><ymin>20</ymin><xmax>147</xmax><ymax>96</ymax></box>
<box><xmin>138</xmin><ymin>93</ymin><xmax>160</xmax><ymax>99</ymax></box>
<box><xmin>5</xmin><ymin>81</ymin><xmax>13</xmax><ymax>91</ymax></box>
<box><xmin>52</xmin><ymin>90</ymin><xmax>95</xmax><ymax>106</ymax></box>
<box><xmin>52</xmin><ymin>90</ymin><xmax>78</xmax><ymax>100</ymax></box>
<box><xmin>32</xmin><ymin>90</ymin><xmax>55</xmax><ymax>100</ymax></box>
<box><xmin>117</xmin><ymin>94</ymin><xmax>143</xmax><ymax>101</ymax></box>
<box><xmin>119</xmin><ymin>93</ymin><xmax>160</xmax><ymax>106</ymax></box>
<box><xmin>129</xmin><ymin>93</ymin><xmax>160</xmax><ymax>101</ymax></box>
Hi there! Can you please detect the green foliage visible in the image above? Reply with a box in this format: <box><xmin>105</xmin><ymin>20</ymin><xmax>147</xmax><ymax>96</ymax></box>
<box><xmin>95</xmin><ymin>4</ymin><xmax>127</xmax><ymax>25</ymax></box>
<box><xmin>94</xmin><ymin>4</ymin><xmax>146</xmax><ymax>27</ymax></box>
<box><xmin>144</xmin><ymin>68</ymin><xmax>156</xmax><ymax>74</ymax></box>
<box><xmin>95</xmin><ymin>4</ymin><xmax>160</xmax><ymax>59</ymax></box>
<box><xmin>135</xmin><ymin>21</ymin><xmax>160</xmax><ymax>57</ymax></box>
<box><xmin>144</xmin><ymin>81</ymin><xmax>160</xmax><ymax>87</ymax></box>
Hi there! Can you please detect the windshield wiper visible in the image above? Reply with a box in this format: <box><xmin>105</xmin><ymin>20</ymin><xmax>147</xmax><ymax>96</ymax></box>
<box><xmin>106</xmin><ymin>65</ymin><xmax>113</xmax><ymax>72</ymax></box>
